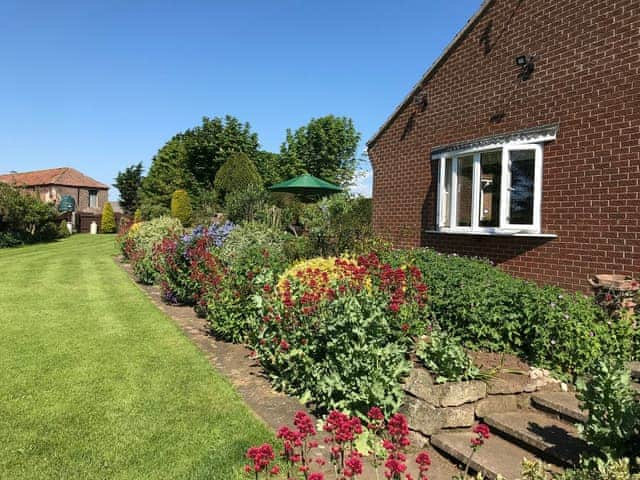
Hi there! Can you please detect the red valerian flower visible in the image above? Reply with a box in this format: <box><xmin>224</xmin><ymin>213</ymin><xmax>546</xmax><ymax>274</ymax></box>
<box><xmin>472</xmin><ymin>423</ymin><xmax>490</xmax><ymax>439</ymax></box>
<box><xmin>279</xmin><ymin>339</ymin><xmax>290</xmax><ymax>351</ymax></box>
<box><xmin>293</xmin><ymin>411</ymin><xmax>317</xmax><ymax>438</ymax></box>
<box><xmin>309</xmin><ymin>473</ymin><xmax>325</xmax><ymax>480</ymax></box>
<box><xmin>367</xmin><ymin>406</ymin><xmax>385</xmax><ymax>421</ymax></box>
<box><xmin>344</xmin><ymin>451</ymin><xmax>364</xmax><ymax>477</ymax></box>
<box><xmin>245</xmin><ymin>443</ymin><xmax>275</xmax><ymax>473</ymax></box>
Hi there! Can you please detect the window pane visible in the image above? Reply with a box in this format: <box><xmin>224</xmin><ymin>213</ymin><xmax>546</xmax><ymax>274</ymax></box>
<box><xmin>441</xmin><ymin>158</ymin><xmax>452</xmax><ymax>227</ymax></box>
<box><xmin>456</xmin><ymin>155</ymin><xmax>473</xmax><ymax>227</ymax></box>
<box><xmin>509</xmin><ymin>150</ymin><xmax>535</xmax><ymax>225</ymax></box>
<box><xmin>479</xmin><ymin>151</ymin><xmax>501</xmax><ymax>227</ymax></box>
<box><xmin>89</xmin><ymin>191</ymin><xmax>97</xmax><ymax>208</ymax></box>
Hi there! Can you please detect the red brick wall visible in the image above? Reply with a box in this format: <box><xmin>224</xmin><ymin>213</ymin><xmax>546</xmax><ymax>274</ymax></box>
<box><xmin>368</xmin><ymin>0</ymin><xmax>640</xmax><ymax>291</ymax></box>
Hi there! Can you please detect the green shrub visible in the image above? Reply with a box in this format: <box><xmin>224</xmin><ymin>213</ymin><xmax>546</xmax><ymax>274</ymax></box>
<box><xmin>0</xmin><ymin>183</ymin><xmax>59</xmax><ymax>246</ymax></box>
<box><xmin>255</xmin><ymin>253</ymin><xmax>430</xmax><ymax>417</ymax></box>
<box><xmin>123</xmin><ymin>216</ymin><xmax>184</xmax><ymax>284</ymax></box>
<box><xmin>383</xmin><ymin>248</ymin><xmax>632</xmax><ymax>378</ymax></box>
<box><xmin>213</xmin><ymin>152</ymin><xmax>263</xmax><ymax>201</ymax></box>
<box><xmin>577</xmin><ymin>358</ymin><xmax>640</xmax><ymax>459</ymax></box>
<box><xmin>522</xmin><ymin>457</ymin><xmax>640</xmax><ymax>480</ymax></box>
<box><xmin>170</xmin><ymin>189</ymin><xmax>192</xmax><ymax>226</ymax></box>
<box><xmin>300</xmin><ymin>194</ymin><xmax>373</xmax><ymax>256</ymax></box>
<box><xmin>224</xmin><ymin>184</ymin><xmax>269</xmax><ymax>224</ymax></box>
<box><xmin>133</xmin><ymin>208</ymin><xmax>142</xmax><ymax>223</ymax></box>
<box><xmin>100</xmin><ymin>202</ymin><xmax>117</xmax><ymax>233</ymax></box>
<box><xmin>206</xmin><ymin>222</ymin><xmax>291</xmax><ymax>342</ymax></box>
<box><xmin>57</xmin><ymin>219</ymin><xmax>70</xmax><ymax>238</ymax></box>
<box><xmin>415</xmin><ymin>327</ymin><xmax>480</xmax><ymax>383</ymax></box>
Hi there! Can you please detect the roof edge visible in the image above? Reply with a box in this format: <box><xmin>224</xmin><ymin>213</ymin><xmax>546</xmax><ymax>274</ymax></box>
<box><xmin>366</xmin><ymin>0</ymin><xmax>494</xmax><ymax>147</ymax></box>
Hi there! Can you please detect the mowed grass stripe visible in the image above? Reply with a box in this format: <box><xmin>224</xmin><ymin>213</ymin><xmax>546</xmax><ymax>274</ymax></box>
<box><xmin>0</xmin><ymin>235</ymin><xmax>272</xmax><ymax>479</ymax></box>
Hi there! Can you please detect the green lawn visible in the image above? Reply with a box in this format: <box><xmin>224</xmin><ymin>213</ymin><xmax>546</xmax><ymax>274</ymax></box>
<box><xmin>0</xmin><ymin>235</ymin><xmax>272</xmax><ymax>479</ymax></box>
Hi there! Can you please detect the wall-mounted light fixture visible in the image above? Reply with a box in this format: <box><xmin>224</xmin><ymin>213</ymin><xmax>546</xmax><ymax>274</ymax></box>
<box><xmin>516</xmin><ymin>55</ymin><xmax>535</xmax><ymax>81</ymax></box>
<box><xmin>413</xmin><ymin>89</ymin><xmax>428</xmax><ymax>110</ymax></box>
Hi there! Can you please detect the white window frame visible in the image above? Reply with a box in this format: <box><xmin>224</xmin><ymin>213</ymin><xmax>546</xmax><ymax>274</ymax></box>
<box><xmin>436</xmin><ymin>141</ymin><xmax>543</xmax><ymax>235</ymax></box>
<box><xmin>89</xmin><ymin>190</ymin><xmax>98</xmax><ymax>209</ymax></box>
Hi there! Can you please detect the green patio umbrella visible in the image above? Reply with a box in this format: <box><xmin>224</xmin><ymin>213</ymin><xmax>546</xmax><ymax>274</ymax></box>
<box><xmin>268</xmin><ymin>173</ymin><xmax>343</xmax><ymax>196</ymax></box>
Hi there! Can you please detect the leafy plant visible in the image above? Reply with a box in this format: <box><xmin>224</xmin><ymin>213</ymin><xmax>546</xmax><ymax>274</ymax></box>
<box><xmin>255</xmin><ymin>253</ymin><xmax>430</xmax><ymax>417</ymax></box>
<box><xmin>225</xmin><ymin>184</ymin><xmax>270</xmax><ymax>223</ymax></box>
<box><xmin>0</xmin><ymin>182</ymin><xmax>60</xmax><ymax>247</ymax></box>
<box><xmin>170</xmin><ymin>189</ymin><xmax>192</xmax><ymax>226</ymax></box>
<box><xmin>214</xmin><ymin>152</ymin><xmax>263</xmax><ymax>201</ymax></box>
<box><xmin>57</xmin><ymin>219</ymin><xmax>70</xmax><ymax>238</ymax></box>
<box><xmin>577</xmin><ymin>358</ymin><xmax>640</xmax><ymax>459</ymax></box>
<box><xmin>100</xmin><ymin>202</ymin><xmax>117</xmax><ymax>233</ymax></box>
<box><xmin>121</xmin><ymin>216</ymin><xmax>184</xmax><ymax>284</ymax></box>
<box><xmin>415</xmin><ymin>328</ymin><xmax>481</xmax><ymax>383</ymax></box>
<box><xmin>301</xmin><ymin>194</ymin><xmax>373</xmax><ymax>256</ymax></box>
<box><xmin>383</xmin><ymin>248</ymin><xmax>633</xmax><ymax>378</ymax></box>
<box><xmin>521</xmin><ymin>457</ymin><xmax>640</xmax><ymax>480</ymax></box>
<box><xmin>113</xmin><ymin>162</ymin><xmax>144</xmax><ymax>215</ymax></box>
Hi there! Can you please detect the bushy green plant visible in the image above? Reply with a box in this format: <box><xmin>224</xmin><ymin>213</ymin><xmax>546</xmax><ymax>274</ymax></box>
<box><xmin>301</xmin><ymin>194</ymin><xmax>373</xmax><ymax>256</ymax></box>
<box><xmin>254</xmin><ymin>253</ymin><xmax>430</xmax><ymax>417</ymax></box>
<box><xmin>57</xmin><ymin>219</ymin><xmax>70</xmax><ymax>238</ymax></box>
<box><xmin>0</xmin><ymin>183</ymin><xmax>59</xmax><ymax>247</ymax></box>
<box><xmin>522</xmin><ymin>457</ymin><xmax>640</xmax><ymax>480</ymax></box>
<box><xmin>213</xmin><ymin>152</ymin><xmax>263</xmax><ymax>201</ymax></box>
<box><xmin>122</xmin><ymin>216</ymin><xmax>184</xmax><ymax>284</ymax></box>
<box><xmin>383</xmin><ymin>248</ymin><xmax>632</xmax><ymax>378</ymax></box>
<box><xmin>133</xmin><ymin>208</ymin><xmax>142</xmax><ymax>223</ymax></box>
<box><xmin>415</xmin><ymin>328</ymin><xmax>481</xmax><ymax>383</ymax></box>
<box><xmin>577</xmin><ymin>358</ymin><xmax>640</xmax><ymax>459</ymax></box>
<box><xmin>170</xmin><ymin>189</ymin><xmax>192</xmax><ymax>226</ymax></box>
<box><xmin>100</xmin><ymin>202</ymin><xmax>117</xmax><ymax>233</ymax></box>
<box><xmin>225</xmin><ymin>184</ymin><xmax>270</xmax><ymax>223</ymax></box>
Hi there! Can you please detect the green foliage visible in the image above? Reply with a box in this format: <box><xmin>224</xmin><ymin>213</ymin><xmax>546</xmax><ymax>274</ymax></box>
<box><xmin>255</xmin><ymin>254</ymin><xmax>429</xmax><ymax>417</ymax></box>
<box><xmin>206</xmin><ymin>223</ymin><xmax>292</xmax><ymax>342</ymax></box>
<box><xmin>0</xmin><ymin>183</ymin><xmax>59</xmax><ymax>247</ymax></box>
<box><xmin>57</xmin><ymin>220</ymin><xmax>70</xmax><ymax>239</ymax></box>
<box><xmin>415</xmin><ymin>327</ymin><xmax>481</xmax><ymax>383</ymax></box>
<box><xmin>522</xmin><ymin>457</ymin><xmax>640</xmax><ymax>480</ymax></box>
<box><xmin>140</xmin><ymin>116</ymin><xmax>262</xmax><ymax>217</ymax></box>
<box><xmin>113</xmin><ymin>162</ymin><xmax>144</xmax><ymax>215</ymax></box>
<box><xmin>577</xmin><ymin>358</ymin><xmax>640</xmax><ymax>459</ymax></box>
<box><xmin>133</xmin><ymin>208</ymin><xmax>142</xmax><ymax>223</ymax></box>
<box><xmin>280</xmin><ymin>115</ymin><xmax>361</xmax><ymax>186</ymax></box>
<box><xmin>122</xmin><ymin>216</ymin><xmax>184</xmax><ymax>284</ymax></box>
<box><xmin>214</xmin><ymin>152</ymin><xmax>263</xmax><ymax>201</ymax></box>
<box><xmin>100</xmin><ymin>202</ymin><xmax>117</xmax><ymax>233</ymax></box>
<box><xmin>301</xmin><ymin>194</ymin><xmax>373</xmax><ymax>256</ymax></box>
<box><xmin>382</xmin><ymin>248</ymin><xmax>632</xmax><ymax>378</ymax></box>
<box><xmin>170</xmin><ymin>189</ymin><xmax>192</xmax><ymax>226</ymax></box>
<box><xmin>224</xmin><ymin>184</ymin><xmax>270</xmax><ymax>224</ymax></box>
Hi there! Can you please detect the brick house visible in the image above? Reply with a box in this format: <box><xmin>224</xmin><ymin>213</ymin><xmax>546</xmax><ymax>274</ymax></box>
<box><xmin>0</xmin><ymin>167</ymin><xmax>109</xmax><ymax>214</ymax></box>
<box><xmin>367</xmin><ymin>0</ymin><xmax>639</xmax><ymax>291</ymax></box>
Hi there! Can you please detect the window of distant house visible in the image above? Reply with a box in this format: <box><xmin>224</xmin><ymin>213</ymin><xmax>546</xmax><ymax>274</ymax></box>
<box><xmin>89</xmin><ymin>190</ymin><xmax>98</xmax><ymax>208</ymax></box>
<box><xmin>437</xmin><ymin>143</ymin><xmax>543</xmax><ymax>234</ymax></box>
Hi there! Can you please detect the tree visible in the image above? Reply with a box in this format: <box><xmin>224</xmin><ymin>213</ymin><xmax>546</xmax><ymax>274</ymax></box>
<box><xmin>279</xmin><ymin>115</ymin><xmax>361</xmax><ymax>186</ymax></box>
<box><xmin>100</xmin><ymin>202</ymin><xmax>117</xmax><ymax>233</ymax></box>
<box><xmin>113</xmin><ymin>162</ymin><xmax>144</xmax><ymax>215</ymax></box>
<box><xmin>170</xmin><ymin>189</ymin><xmax>192</xmax><ymax>226</ymax></box>
<box><xmin>139</xmin><ymin>116</ymin><xmax>262</xmax><ymax>218</ymax></box>
<box><xmin>213</xmin><ymin>152</ymin><xmax>263</xmax><ymax>201</ymax></box>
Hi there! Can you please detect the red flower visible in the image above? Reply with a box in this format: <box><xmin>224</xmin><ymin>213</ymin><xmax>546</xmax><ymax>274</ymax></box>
<box><xmin>472</xmin><ymin>423</ymin><xmax>490</xmax><ymax>439</ymax></box>
<box><xmin>367</xmin><ymin>406</ymin><xmax>385</xmax><ymax>421</ymax></box>
<box><xmin>309</xmin><ymin>473</ymin><xmax>325</xmax><ymax>480</ymax></box>
<box><xmin>279</xmin><ymin>339</ymin><xmax>290</xmax><ymax>351</ymax></box>
<box><xmin>245</xmin><ymin>443</ymin><xmax>275</xmax><ymax>472</ymax></box>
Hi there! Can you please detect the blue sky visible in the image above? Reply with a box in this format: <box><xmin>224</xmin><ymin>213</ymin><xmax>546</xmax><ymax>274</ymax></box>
<box><xmin>0</xmin><ymin>0</ymin><xmax>482</xmax><ymax>198</ymax></box>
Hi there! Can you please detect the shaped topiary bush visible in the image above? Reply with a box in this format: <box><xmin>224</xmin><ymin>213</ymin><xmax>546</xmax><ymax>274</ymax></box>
<box><xmin>213</xmin><ymin>152</ymin><xmax>263</xmax><ymax>201</ymax></box>
<box><xmin>170</xmin><ymin>189</ymin><xmax>192</xmax><ymax>226</ymax></box>
<box><xmin>100</xmin><ymin>202</ymin><xmax>117</xmax><ymax>233</ymax></box>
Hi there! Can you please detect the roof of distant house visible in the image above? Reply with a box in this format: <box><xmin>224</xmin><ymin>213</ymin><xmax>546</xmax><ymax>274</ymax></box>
<box><xmin>0</xmin><ymin>167</ymin><xmax>108</xmax><ymax>189</ymax></box>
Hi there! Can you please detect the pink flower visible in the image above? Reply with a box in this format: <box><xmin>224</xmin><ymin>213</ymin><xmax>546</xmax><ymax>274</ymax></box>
<box><xmin>309</xmin><ymin>473</ymin><xmax>325</xmax><ymax>480</ymax></box>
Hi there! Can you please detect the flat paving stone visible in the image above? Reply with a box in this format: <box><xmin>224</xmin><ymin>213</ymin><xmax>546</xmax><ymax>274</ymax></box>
<box><xmin>432</xmin><ymin>430</ymin><xmax>560</xmax><ymax>480</ymax></box>
<box><xmin>531</xmin><ymin>392</ymin><xmax>588</xmax><ymax>423</ymax></box>
<box><xmin>484</xmin><ymin>411</ymin><xmax>586</xmax><ymax>466</ymax></box>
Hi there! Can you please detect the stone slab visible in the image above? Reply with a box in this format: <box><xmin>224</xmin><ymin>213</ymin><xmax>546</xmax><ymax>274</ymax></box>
<box><xmin>440</xmin><ymin>403</ymin><xmax>475</xmax><ymax>428</ymax></box>
<box><xmin>531</xmin><ymin>392</ymin><xmax>588</xmax><ymax>424</ymax></box>
<box><xmin>484</xmin><ymin>411</ymin><xmax>586</xmax><ymax>466</ymax></box>
<box><xmin>475</xmin><ymin>395</ymin><xmax>519</xmax><ymax>418</ymax></box>
<box><xmin>432</xmin><ymin>431</ymin><xmax>560</xmax><ymax>480</ymax></box>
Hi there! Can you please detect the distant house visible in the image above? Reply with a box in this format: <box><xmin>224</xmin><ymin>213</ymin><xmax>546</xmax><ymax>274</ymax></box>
<box><xmin>0</xmin><ymin>167</ymin><xmax>109</xmax><ymax>213</ymax></box>
<box><xmin>367</xmin><ymin>0</ymin><xmax>639</xmax><ymax>291</ymax></box>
